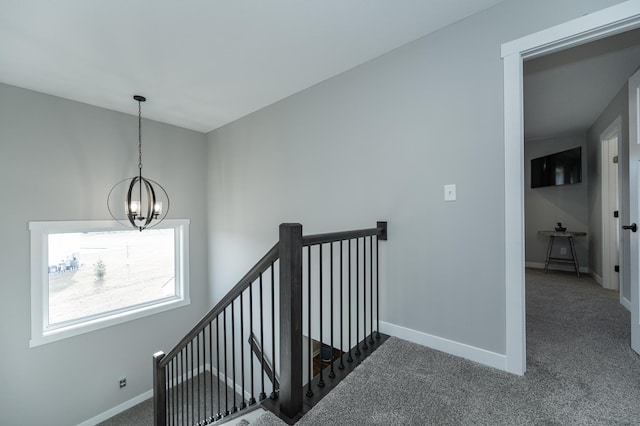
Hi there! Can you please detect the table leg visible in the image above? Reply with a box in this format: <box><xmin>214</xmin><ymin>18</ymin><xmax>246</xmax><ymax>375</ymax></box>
<box><xmin>568</xmin><ymin>236</ymin><xmax>581</xmax><ymax>278</ymax></box>
<box><xmin>544</xmin><ymin>236</ymin><xmax>554</xmax><ymax>273</ymax></box>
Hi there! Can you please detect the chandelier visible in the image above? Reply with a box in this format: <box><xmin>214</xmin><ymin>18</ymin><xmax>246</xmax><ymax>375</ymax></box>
<box><xmin>107</xmin><ymin>95</ymin><xmax>169</xmax><ymax>231</ymax></box>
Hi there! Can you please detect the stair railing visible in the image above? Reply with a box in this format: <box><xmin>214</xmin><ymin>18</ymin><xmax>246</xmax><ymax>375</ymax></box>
<box><xmin>153</xmin><ymin>242</ymin><xmax>280</xmax><ymax>425</ymax></box>
<box><xmin>248</xmin><ymin>332</ymin><xmax>279</xmax><ymax>390</ymax></box>
<box><xmin>153</xmin><ymin>222</ymin><xmax>387</xmax><ymax>425</ymax></box>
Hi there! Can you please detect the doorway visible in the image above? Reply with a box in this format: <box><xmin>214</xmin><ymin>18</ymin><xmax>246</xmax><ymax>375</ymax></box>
<box><xmin>601</xmin><ymin>117</ymin><xmax>621</xmax><ymax>291</ymax></box>
<box><xmin>502</xmin><ymin>3</ymin><xmax>640</xmax><ymax>375</ymax></box>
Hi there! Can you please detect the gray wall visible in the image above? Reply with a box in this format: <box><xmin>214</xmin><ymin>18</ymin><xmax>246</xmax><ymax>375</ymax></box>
<box><xmin>524</xmin><ymin>135</ymin><xmax>589</xmax><ymax>270</ymax></box>
<box><xmin>206</xmin><ymin>0</ymin><xmax>628</xmax><ymax>357</ymax></box>
<box><xmin>0</xmin><ymin>84</ymin><xmax>209</xmax><ymax>425</ymax></box>
<box><xmin>587</xmin><ymin>83</ymin><xmax>630</xmax><ymax>301</ymax></box>
<box><xmin>0</xmin><ymin>0</ymin><xmax>631</xmax><ymax>423</ymax></box>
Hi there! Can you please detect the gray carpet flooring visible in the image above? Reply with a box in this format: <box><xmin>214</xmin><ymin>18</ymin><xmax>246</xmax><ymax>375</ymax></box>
<box><xmin>293</xmin><ymin>269</ymin><xmax>640</xmax><ymax>425</ymax></box>
<box><xmin>98</xmin><ymin>372</ymin><xmax>243</xmax><ymax>426</ymax></box>
<box><xmin>102</xmin><ymin>269</ymin><xmax>640</xmax><ymax>425</ymax></box>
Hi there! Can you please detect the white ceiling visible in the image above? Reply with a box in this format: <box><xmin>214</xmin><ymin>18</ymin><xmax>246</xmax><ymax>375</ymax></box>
<box><xmin>0</xmin><ymin>0</ymin><xmax>505</xmax><ymax>133</ymax></box>
<box><xmin>524</xmin><ymin>28</ymin><xmax>640</xmax><ymax>141</ymax></box>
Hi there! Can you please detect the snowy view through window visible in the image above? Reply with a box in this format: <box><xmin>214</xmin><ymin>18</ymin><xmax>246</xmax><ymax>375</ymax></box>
<box><xmin>47</xmin><ymin>229</ymin><xmax>175</xmax><ymax>325</ymax></box>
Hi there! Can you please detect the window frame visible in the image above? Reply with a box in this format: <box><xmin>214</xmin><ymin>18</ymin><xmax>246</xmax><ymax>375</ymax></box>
<box><xmin>29</xmin><ymin>219</ymin><xmax>190</xmax><ymax>347</ymax></box>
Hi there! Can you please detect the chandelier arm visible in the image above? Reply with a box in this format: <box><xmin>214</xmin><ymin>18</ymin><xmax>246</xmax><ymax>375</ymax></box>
<box><xmin>126</xmin><ymin>177</ymin><xmax>140</xmax><ymax>229</ymax></box>
<box><xmin>141</xmin><ymin>179</ymin><xmax>156</xmax><ymax>231</ymax></box>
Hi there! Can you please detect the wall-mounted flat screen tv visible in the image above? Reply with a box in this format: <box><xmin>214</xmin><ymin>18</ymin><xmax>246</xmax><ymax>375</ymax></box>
<box><xmin>531</xmin><ymin>147</ymin><xmax>582</xmax><ymax>188</ymax></box>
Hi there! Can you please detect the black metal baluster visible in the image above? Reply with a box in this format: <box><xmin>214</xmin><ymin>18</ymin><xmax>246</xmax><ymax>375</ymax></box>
<box><xmin>224</xmin><ymin>309</ymin><xmax>229</xmax><ymax>416</ymax></box>
<box><xmin>216</xmin><ymin>317</ymin><xmax>221</xmax><ymax>420</ymax></box>
<box><xmin>201</xmin><ymin>331</ymin><xmax>206</xmax><ymax>425</ymax></box>
<box><xmin>249</xmin><ymin>282</ymin><xmax>256</xmax><ymax>405</ymax></box>
<box><xmin>174</xmin><ymin>358</ymin><xmax>178</xmax><ymax>426</ymax></box>
<box><xmin>208</xmin><ymin>322</ymin><xmax>214</xmax><ymax>423</ymax></box>
<box><xmin>190</xmin><ymin>340</ymin><xmax>194</xmax><ymax>425</ymax></box>
<box><xmin>172</xmin><ymin>357</ymin><xmax>176</xmax><ymax>425</ymax></box>
<box><xmin>164</xmin><ymin>360</ymin><xmax>173</xmax><ymax>425</ymax></box>
<box><xmin>318</xmin><ymin>244</ymin><xmax>325</xmax><ymax>388</ymax></box>
<box><xmin>270</xmin><ymin>262</ymin><xmax>277</xmax><ymax>399</ymax></box>
<box><xmin>259</xmin><ymin>273</ymin><xmax>266</xmax><ymax>401</ymax></box>
<box><xmin>355</xmin><ymin>238</ymin><xmax>361</xmax><ymax>357</ymax></box>
<box><xmin>185</xmin><ymin>343</ymin><xmax>189</xmax><ymax>425</ymax></box>
<box><xmin>306</xmin><ymin>246</ymin><xmax>314</xmax><ymax>397</ymax></box>
<box><xmin>181</xmin><ymin>349</ymin><xmax>185</xmax><ymax>426</ymax></box>
<box><xmin>329</xmin><ymin>242</ymin><xmax>336</xmax><ymax>378</ymax></box>
<box><xmin>362</xmin><ymin>237</ymin><xmax>368</xmax><ymax>351</ymax></box>
<box><xmin>231</xmin><ymin>300</ymin><xmax>237</xmax><ymax>413</ymax></box>
<box><xmin>376</xmin><ymin>236</ymin><xmax>381</xmax><ymax>340</ymax></box>
<box><xmin>164</xmin><ymin>360</ymin><xmax>173</xmax><ymax>426</ymax></box>
<box><xmin>196</xmin><ymin>333</ymin><xmax>202</xmax><ymax>423</ymax></box>
<box><xmin>370</xmin><ymin>236</ymin><xmax>375</xmax><ymax>345</ymax></box>
<box><xmin>166</xmin><ymin>361</ymin><xmax>171</xmax><ymax>426</ymax></box>
<box><xmin>240</xmin><ymin>292</ymin><xmax>246</xmax><ymax>409</ymax></box>
<box><xmin>339</xmin><ymin>240</ymin><xmax>345</xmax><ymax>370</ymax></box>
<box><xmin>347</xmin><ymin>239</ymin><xmax>353</xmax><ymax>363</ymax></box>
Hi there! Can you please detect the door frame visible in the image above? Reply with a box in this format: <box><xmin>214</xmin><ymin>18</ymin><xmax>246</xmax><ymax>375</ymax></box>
<box><xmin>502</xmin><ymin>1</ymin><xmax>640</xmax><ymax>375</ymax></box>
<box><xmin>601</xmin><ymin>117</ymin><xmax>621</xmax><ymax>291</ymax></box>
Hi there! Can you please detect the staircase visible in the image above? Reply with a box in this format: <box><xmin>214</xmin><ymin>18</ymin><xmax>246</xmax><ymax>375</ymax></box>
<box><xmin>152</xmin><ymin>222</ymin><xmax>387</xmax><ymax>425</ymax></box>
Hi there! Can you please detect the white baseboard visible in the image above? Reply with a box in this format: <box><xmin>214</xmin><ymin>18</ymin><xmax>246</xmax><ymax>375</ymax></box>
<box><xmin>78</xmin><ymin>389</ymin><xmax>152</xmax><ymax>426</ymax></box>
<box><xmin>78</xmin><ymin>361</ymin><xmax>256</xmax><ymax>426</ymax></box>
<box><xmin>591</xmin><ymin>271</ymin><xmax>603</xmax><ymax>286</ymax></box>
<box><xmin>621</xmin><ymin>296</ymin><xmax>631</xmax><ymax>311</ymax></box>
<box><xmin>525</xmin><ymin>261</ymin><xmax>589</xmax><ymax>274</ymax></box>
<box><xmin>207</xmin><ymin>362</ymin><xmax>253</xmax><ymax>401</ymax></box>
<box><xmin>379</xmin><ymin>321</ymin><xmax>507</xmax><ymax>372</ymax></box>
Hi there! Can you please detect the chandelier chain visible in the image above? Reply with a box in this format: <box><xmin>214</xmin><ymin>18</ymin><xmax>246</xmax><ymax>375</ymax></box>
<box><xmin>138</xmin><ymin>100</ymin><xmax>143</xmax><ymax>171</ymax></box>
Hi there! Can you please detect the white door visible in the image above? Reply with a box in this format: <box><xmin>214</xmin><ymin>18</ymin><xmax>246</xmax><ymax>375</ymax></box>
<box><xmin>601</xmin><ymin>123</ymin><xmax>620</xmax><ymax>291</ymax></box>
<box><xmin>628</xmin><ymin>68</ymin><xmax>640</xmax><ymax>355</ymax></box>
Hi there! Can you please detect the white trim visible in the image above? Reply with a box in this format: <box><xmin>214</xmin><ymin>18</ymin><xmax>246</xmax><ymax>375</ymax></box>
<box><xmin>501</xmin><ymin>0</ymin><xmax>640</xmax><ymax>58</ymax></box>
<box><xmin>379</xmin><ymin>321</ymin><xmax>507</xmax><ymax>372</ymax></box>
<box><xmin>592</xmin><ymin>271</ymin><xmax>604</xmax><ymax>287</ymax></box>
<box><xmin>629</xmin><ymin>69</ymin><xmax>640</xmax><ymax>355</ymax></box>
<box><xmin>77</xmin><ymin>389</ymin><xmax>153</xmax><ymax>426</ymax></box>
<box><xmin>622</xmin><ymin>296</ymin><xmax>632</xmax><ymax>311</ymax></box>
<box><xmin>206</xmin><ymin>363</ymin><xmax>253</xmax><ymax>402</ymax></box>
<box><xmin>170</xmin><ymin>362</ymin><xmax>253</xmax><ymax>407</ymax></box>
<box><xmin>234</xmin><ymin>408</ymin><xmax>267</xmax><ymax>424</ymax></box>
<box><xmin>29</xmin><ymin>219</ymin><xmax>191</xmax><ymax>347</ymax></box>
<box><xmin>78</xmin><ymin>361</ymin><xmax>256</xmax><ymax>425</ymax></box>
<box><xmin>503</xmin><ymin>51</ymin><xmax>526</xmax><ymax>376</ymax></box>
<box><xmin>525</xmin><ymin>261</ymin><xmax>589</xmax><ymax>274</ymax></box>
<box><xmin>502</xmin><ymin>2</ymin><xmax>640</xmax><ymax>377</ymax></box>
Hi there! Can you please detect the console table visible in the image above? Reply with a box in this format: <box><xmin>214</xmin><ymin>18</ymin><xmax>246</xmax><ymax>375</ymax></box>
<box><xmin>538</xmin><ymin>230</ymin><xmax>587</xmax><ymax>277</ymax></box>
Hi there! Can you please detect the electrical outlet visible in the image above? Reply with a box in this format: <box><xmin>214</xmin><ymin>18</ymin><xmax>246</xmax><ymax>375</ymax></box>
<box><xmin>119</xmin><ymin>378</ymin><xmax>127</xmax><ymax>388</ymax></box>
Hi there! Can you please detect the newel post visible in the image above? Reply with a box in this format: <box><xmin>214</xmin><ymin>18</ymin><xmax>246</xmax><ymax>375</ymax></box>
<box><xmin>279</xmin><ymin>223</ymin><xmax>303</xmax><ymax>420</ymax></box>
<box><xmin>153</xmin><ymin>351</ymin><xmax>167</xmax><ymax>426</ymax></box>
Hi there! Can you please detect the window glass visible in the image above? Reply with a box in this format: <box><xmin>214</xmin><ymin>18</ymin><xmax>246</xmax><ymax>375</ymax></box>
<box><xmin>48</xmin><ymin>229</ymin><xmax>176</xmax><ymax>326</ymax></box>
<box><xmin>29</xmin><ymin>219</ymin><xmax>190</xmax><ymax>347</ymax></box>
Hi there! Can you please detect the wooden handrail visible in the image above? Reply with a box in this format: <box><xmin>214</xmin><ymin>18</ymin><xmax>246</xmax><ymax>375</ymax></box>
<box><xmin>302</xmin><ymin>222</ymin><xmax>387</xmax><ymax>246</ymax></box>
<box><xmin>159</xmin><ymin>242</ymin><xmax>279</xmax><ymax>366</ymax></box>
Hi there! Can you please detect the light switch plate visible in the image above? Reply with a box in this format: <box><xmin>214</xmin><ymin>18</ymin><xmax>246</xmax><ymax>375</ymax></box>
<box><xmin>444</xmin><ymin>184</ymin><xmax>456</xmax><ymax>201</ymax></box>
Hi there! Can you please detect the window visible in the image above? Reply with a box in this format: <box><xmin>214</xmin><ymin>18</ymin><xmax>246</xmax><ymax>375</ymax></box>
<box><xmin>29</xmin><ymin>219</ymin><xmax>190</xmax><ymax>347</ymax></box>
